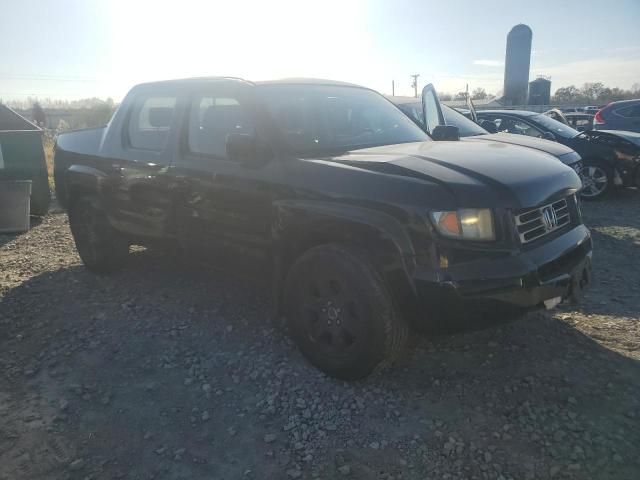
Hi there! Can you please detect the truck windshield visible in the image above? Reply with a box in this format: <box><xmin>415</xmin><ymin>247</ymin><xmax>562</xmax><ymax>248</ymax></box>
<box><xmin>442</xmin><ymin>105</ymin><xmax>488</xmax><ymax>137</ymax></box>
<box><xmin>257</xmin><ymin>84</ymin><xmax>429</xmax><ymax>155</ymax></box>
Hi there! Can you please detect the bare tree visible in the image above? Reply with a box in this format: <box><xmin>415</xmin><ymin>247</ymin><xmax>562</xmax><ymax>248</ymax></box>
<box><xmin>32</xmin><ymin>102</ymin><xmax>46</xmax><ymax>127</ymax></box>
<box><xmin>581</xmin><ymin>82</ymin><xmax>606</xmax><ymax>102</ymax></box>
<box><xmin>471</xmin><ymin>87</ymin><xmax>487</xmax><ymax>100</ymax></box>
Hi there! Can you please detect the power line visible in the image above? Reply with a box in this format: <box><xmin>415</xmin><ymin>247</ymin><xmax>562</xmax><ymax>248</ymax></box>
<box><xmin>0</xmin><ymin>73</ymin><xmax>104</xmax><ymax>83</ymax></box>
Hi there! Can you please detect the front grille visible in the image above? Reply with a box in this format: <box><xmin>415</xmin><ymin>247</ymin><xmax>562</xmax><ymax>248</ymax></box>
<box><xmin>514</xmin><ymin>198</ymin><xmax>571</xmax><ymax>244</ymax></box>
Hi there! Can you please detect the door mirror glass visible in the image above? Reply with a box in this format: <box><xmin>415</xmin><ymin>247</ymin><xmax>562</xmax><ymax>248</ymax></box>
<box><xmin>480</xmin><ymin>120</ymin><xmax>498</xmax><ymax>133</ymax></box>
<box><xmin>226</xmin><ymin>133</ymin><xmax>272</xmax><ymax>167</ymax></box>
<box><xmin>421</xmin><ymin>83</ymin><xmax>445</xmax><ymax>135</ymax></box>
<box><xmin>432</xmin><ymin>125</ymin><xmax>460</xmax><ymax>141</ymax></box>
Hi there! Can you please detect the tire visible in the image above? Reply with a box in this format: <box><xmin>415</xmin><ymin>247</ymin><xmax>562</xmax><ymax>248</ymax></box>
<box><xmin>68</xmin><ymin>195</ymin><xmax>129</xmax><ymax>272</ymax></box>
<box><xmin>580</xmin><ymin>159</ymin><xmax>612</xmax><ymax>200</ymax></box>
<box><xmin>284</xmin><ymin>244</ymin><xmax>408</xmax><ymax>380</ymax></box>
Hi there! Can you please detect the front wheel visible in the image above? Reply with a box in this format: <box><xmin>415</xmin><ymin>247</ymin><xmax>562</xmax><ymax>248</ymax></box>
<box><xmin>284</xmin><ymin>244</ymin><xmax>408</xmax><ymax>380</ymax></box>
<box><xmin>68</xmin><ymin>195</ymin><xmax>129</xmax><ymax>272</ymax></box>
<box><xmin>580</xmin><ymin>160</ymin><xmax>612</xmax><ymax>200</ymax></box>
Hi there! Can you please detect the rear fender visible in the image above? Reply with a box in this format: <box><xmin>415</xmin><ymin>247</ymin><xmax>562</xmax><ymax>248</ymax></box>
<box><xmin>64</xmin><ymin>165</ymin><xmax>109</xmax><ymax>206</ymax></box>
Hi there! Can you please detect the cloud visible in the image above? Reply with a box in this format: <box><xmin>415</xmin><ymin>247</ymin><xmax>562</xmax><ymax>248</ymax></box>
<box><xmin>473</xmin><ymin>59</ymin><xmax>504</xmax><ymax>67</ymax></box>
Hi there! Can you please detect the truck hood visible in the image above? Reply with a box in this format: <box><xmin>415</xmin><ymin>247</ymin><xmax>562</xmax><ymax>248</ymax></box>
<box><xmin>463</xmin><ymin>132</ymin><xmax>577</xmax><ymax>161</ymax></box>
<box><xmin>335</xmin><ymin>140</ymin><xmax>581</xmax><ymax>209</ymax></box>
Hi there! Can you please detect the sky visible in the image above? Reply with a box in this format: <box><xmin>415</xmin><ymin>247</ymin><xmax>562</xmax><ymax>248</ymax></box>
<box><xmin>0</xmin><ymin>0</ymin><xmax>639</xmax><ymax>102</ymax></box>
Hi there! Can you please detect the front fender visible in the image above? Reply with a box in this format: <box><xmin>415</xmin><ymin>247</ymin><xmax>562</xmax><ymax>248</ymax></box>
<box><xmin>271</xmin><ymin>199</ymin><xmax>423</xmax><ymax>318</ymax></box>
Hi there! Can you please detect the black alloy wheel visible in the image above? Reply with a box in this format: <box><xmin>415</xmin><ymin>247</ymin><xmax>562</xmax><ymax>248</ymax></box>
<box><xmin>285</xmin><ymin>244</ymin><xmax>408</xmax><ymax>380</ymax></box>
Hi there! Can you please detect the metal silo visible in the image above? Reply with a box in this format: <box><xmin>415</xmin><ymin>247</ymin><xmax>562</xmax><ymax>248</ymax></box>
<box><xmin>528</xmin><ymin>77</ymin><xmax>551</xmax><ymax>105</ymax></box>
<box><xmin>503</xmin><ymin>24</ymin><xmax>532</xmax><ymax>106</ymax></box>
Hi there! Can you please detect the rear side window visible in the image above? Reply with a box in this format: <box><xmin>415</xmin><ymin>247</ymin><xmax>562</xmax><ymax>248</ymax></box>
<box><xmin>128</xmin><ymin>96</ymin><xmax>177</xmax><ymax>151</ymax></box>
<box><xmin>615</xmin><ymin>105</ymin><xmax>640</xmax><ymax>118</ymax></box>
<box><xmin>187</xmin><ymin>95</ymin><xmax>254</xmax><ymax>158</ymax></box>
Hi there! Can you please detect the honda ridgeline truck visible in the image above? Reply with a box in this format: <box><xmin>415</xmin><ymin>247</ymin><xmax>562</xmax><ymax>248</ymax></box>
<box><xmin>54</xmin><ymin>78</ymin><xmax>592</xmax><ymax>379</ymax></box>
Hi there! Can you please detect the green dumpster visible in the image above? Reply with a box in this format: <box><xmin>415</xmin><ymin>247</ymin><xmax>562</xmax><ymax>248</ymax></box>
<box><xmin>0</xmin><ymin>104</ymin><xmax>50</xmax><ymax>216</ymax></box>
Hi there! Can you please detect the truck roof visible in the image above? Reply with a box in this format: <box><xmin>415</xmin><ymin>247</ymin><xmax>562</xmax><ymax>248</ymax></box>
<box><xmin>132</xmin><ymin>76</ymin><xmax>364</xmax><ymax>90</ymax></box>
<box><xmin>385</xmin><ymin>95</ymin><xmax>420</xmax><ymax>105</ymax></box>
<box><xmin>255</xmin><ymin>78</ymin><xmax>362</xmax><ymax>88</ymax></box>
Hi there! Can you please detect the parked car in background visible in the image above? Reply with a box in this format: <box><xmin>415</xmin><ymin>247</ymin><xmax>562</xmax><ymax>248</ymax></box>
<box><xmin>544</xmin><ymin>108</ymin><xmax>569</xmax><ymax>124</ymax></box>
<box><xmin>543</xmin><ymin>110</ymin><xmax>594</xmax><ymax>132</ymax></box>
<box><xmin>54</xmin><ymin>77</ymin><xmax>592</xmax><ymax>379</ymax></box>
<box><xmin>390</xmin><ymin>96</ymin><xmax>584</xmax><ymax>177</ymax></box>
<box><xmin>477</xmin><ymin>110</ymin><xmax>640</xmax><ymax>199</ymax></box>
<box><xmin>594</xmin><ymin>99</ymin><xmax>640</xmax><ymax>133</ymax></box>
<box><xmin>584</xmin><ymin>106</ymin><xmax>599</xmax><ymax>115</ymax></box>
<box><xmin>564</xmin><ymin>113</ymin><xmax>594</xmax><ymax>132</ymax></box>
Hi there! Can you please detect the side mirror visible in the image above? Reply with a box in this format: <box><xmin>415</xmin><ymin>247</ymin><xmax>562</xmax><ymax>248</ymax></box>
<box><xmin>542</xmin><ymin>131</ymin><xmax>557</xmax><ymax>142</ymax></box>
<box><xmin>432</xmin><ymin>125</ymin><xmax>460</xmax><ymax>141</ymax></box>
<box><xmin>226</xmin><ymin>133</ymin><xmax>272</xmax><ymax>167</ymax></box>
<box><xmin>480</xmin><ymin>120</ymin><xmax>498</xmax><ymax>133</ymax></box>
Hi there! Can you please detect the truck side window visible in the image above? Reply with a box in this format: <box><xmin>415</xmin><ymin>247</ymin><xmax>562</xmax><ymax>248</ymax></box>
<box><xmin>128</xmin><ymin>96</ymin><xmax>177</xmax><ymax>151</ymax></box>
<box><xmin>187</xmin><ymin>96</ymin><xmax>253</xmax><ymax>158</ymax></box>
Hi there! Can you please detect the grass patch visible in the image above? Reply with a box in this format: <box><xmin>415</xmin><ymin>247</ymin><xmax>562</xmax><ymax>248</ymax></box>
<box><xmin>43</xmin><ymin>132</ymin><xmax>55</xmax><ymax>190</ymax></box>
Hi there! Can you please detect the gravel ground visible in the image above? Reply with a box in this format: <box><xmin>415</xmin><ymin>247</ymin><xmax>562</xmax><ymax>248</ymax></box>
<box><xmin>1</xmin><ymin>191</ymin><xmax>639</xmax><ymax>480</ymax></box>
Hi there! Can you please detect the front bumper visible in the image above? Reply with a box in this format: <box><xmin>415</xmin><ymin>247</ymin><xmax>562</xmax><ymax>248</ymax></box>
<box><xmin>411</xmin><ymin>225</ymin><xmax>592</xmax><ymax>314</ymax></box>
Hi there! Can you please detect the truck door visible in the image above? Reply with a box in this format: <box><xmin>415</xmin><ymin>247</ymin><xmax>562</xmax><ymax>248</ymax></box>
<box><xmin>103</xmin><ymin>89</ymin><xmax>182</xmax><ymax>240</ymax></box>
<box><xmin>169</xmin><ymin>85</ymin><xmax>275</xmax><ymax>273</ymax></box>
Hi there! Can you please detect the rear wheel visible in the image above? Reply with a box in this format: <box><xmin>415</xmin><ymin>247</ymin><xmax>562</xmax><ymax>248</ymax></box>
<box><xmin>284</xmin><ymin>244</ymin><xmax>408</xmax><ymax>380</ymax></box>
<box><xmin>68</xmin><ymin>195</ymin><xmax>129</xmax><ymax>272</ymax></box>
<box><xmin>580</xmin><ymin>159</ymin><xmax>612</xmax><ymax>200</ymax></box>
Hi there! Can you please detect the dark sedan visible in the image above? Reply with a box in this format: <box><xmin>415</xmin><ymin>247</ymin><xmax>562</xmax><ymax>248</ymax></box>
<box><xmin>476</xmin><ymin>110</ymin><xmax>640</xmax><ymax>199</ymax></box>
<box><xmin>389</xmin><ymin>97</ymin><xmax>584</xmax><ymax>178</ymax></box>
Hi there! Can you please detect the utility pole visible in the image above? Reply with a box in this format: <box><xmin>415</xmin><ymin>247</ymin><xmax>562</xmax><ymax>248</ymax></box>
<box><xmin>392</xmin><ymin>80</ymin><xmax>395</xmax><ymax>96</ymax></box>
<box><xmin>410</xmin><ymin>74</ymin><xmax>420</xmax><ymax>98</ymax></box>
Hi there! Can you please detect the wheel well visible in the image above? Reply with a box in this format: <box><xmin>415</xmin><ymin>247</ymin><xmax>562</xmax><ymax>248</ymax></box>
<box><xmin>582</xmin><ymin>156</ymin><xmax>614</xmax><ymax>171</ymax></box>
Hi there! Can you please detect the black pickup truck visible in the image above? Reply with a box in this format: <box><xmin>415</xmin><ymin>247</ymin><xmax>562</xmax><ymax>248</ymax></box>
<box><xmin>54</xmin><ymin>77</ymin><xmax>592</xmax><ymax>379</ymax></box>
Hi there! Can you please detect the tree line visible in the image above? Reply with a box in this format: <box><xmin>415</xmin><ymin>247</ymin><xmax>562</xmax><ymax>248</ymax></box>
<box><xmin>552</xmin><ymin>82</ymin><xmax>640</xmax><ymax>105</ymax></box>
<box><xmin>0</xmin><ymin>97</ymin><xmax>116</xmax><ymax>131</ymax></box>
<box><xmin>437</xmin><ymin>82</ymin><xmax>640</xmax><ymax>104</ymax></box>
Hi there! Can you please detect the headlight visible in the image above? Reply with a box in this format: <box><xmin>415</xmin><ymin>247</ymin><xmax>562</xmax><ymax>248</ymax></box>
<box><xmin>430</xmin><ymin>208</ymin><xmax>495</xmax><ymax>241</ymax></box>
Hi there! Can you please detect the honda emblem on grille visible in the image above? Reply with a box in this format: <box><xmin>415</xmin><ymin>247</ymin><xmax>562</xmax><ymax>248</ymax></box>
<box><xmin>542</xmin><ymin>206</ymin><xmax>558</xmax><ymax>230</ymax></box>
